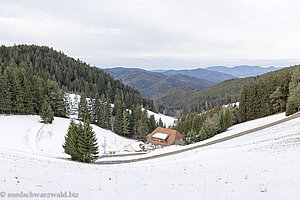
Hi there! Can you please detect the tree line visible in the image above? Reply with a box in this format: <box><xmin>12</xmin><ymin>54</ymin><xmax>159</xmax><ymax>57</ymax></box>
<box><xmin>76</xmin><ymin>92</ymin><xmax>163</xmax><ymax>141</ymax></box>
<box><xmin>0</xmin><ymin>44</ymin><xmax>155</xmax><ymax>112</ymax></box>
<box><xmin>0</xmin><ymin>62</ymin><xmax>161</xmax><ymax>140</ymax></box>
<box><xmin>239</xmin><ymin>66</ymin><xmax>300</xmax><ymax>121</ymax></box>
<box><xmin>175</xmin><ymin>105</ymin><xmax>238</xmax><ymax>144</ymax></box>
<box><xmin>157</xmin><ymin>66</ymin><xmax>299</xmax><ymax>117</ymax></box>
<box><xmin>175</xmin><ymin>65</ymin><xmax>300</xmax><ymax>144</ymax></box>
<box><xmin>0</xmin><ymin>64</ymin><xmax>66</xmax><ymax>117</ymax></box>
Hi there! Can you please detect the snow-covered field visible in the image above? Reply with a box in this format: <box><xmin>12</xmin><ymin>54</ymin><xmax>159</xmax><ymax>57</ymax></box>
<box><xmin>0</xmin><ymin>113</ymin><xmax>300</xmax><ymax>200</ymax></box>
<box><xmin>146</xmin><ymin>109</ymin><xmax>176</xmax><ymax>127</ymax></box>
<box><xmin>0</xmin><ymin>115</ymin><xmax>135</xmax><ymax>158</ymax></box>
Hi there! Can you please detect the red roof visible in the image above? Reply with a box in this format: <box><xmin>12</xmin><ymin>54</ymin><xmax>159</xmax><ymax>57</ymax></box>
<box><xmin>147</xmin><ymin>127</ymin><xmax>183</xmax><ymax>146</ymax></box>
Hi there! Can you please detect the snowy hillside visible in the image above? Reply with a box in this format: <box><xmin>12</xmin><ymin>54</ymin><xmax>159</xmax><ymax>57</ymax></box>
<box><xmin>145</xmin><ymin>109</ymin><xmax>176</xmax><ymax>127</ymax></box>
<box><xmin>0</xmin><ymin>115</ymin><xmax>135</xmax><ymax>158</ymax></box>
<box><xmin>0</xmin><ymin>113</ymin><xmax>299</xmax><ymax>199</ymax></box>
<box><xmin>66</xmin><ymin>93</ymin><xmax>176</xmax><ymax>127</ymax></box>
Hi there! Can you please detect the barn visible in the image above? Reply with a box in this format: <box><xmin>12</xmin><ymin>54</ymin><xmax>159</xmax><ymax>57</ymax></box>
<box><xmin>147</xmin><ymin>127</ymin><xmax>184</xmax><ymax>146</ymax></box>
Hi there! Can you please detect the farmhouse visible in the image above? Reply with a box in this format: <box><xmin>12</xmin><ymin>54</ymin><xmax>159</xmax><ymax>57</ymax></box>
<box><xmin>147</xmin><ymin>127</ymin><xmax>184</xmax><ymax>146</ymax></box>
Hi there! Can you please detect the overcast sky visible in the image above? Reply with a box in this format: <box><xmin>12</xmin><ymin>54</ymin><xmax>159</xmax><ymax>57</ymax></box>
<box><xmin>1</xmin><ymin>0</ymin><xmax>300</xmax><ymax>70</ymax></box>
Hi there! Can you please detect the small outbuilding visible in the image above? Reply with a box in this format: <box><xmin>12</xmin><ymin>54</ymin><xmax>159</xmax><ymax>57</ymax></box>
<box><xmin>124</xmin><ymin>142</ymin><xmax>146</xmax><ymax>152</ymax></box>
<box><xmin>147</xmin><ymin>127</ymin><xmax>184</xmax><ymax>146</ymax></box>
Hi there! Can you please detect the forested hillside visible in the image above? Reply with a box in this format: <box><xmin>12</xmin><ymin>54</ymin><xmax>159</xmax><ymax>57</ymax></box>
<box><xmin>239</xmin><ymin>65</ymin><xmax>300</xmax><ymax>121</ymax></box>
<box><xmin>161</xmin><ymin>68</ymin><xmax>235</xmax><ymax>83</ymax></box>
<box><xmin>205</xmin><ymin>65</ymin><xmax>278</xmax><ymax>78</ymax></box>
<box><xmin>157</xmin><ymin>66</ymin><xmax>298</xmax><ymax>116</ymax></box>
<box><xmin>105</xmin><ymin>67</ymin><xmax>214</xmax><ymax>97</ymax></box>
<box><xmin>0</xmin><ymin>45</ymin><xmax>159</xmax><ymax>141</ymax></box>
<box><xmin>0</xmin><ymin>45</ymin><xmax>155</xmax><ymax>112</ymax></box>
<box><xmin>175</xmin><ymin>65</ymin><xmax>299</xmax><ymax>144</ymax></box>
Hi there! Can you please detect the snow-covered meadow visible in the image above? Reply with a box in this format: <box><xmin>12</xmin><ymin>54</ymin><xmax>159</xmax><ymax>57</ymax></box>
<box><xmin>0</xmin><ymin>113</ymin><xmax>300</xmax><ymax>199</ymax></box>
<box><xmin>0</xmin><ymin>115</ymin><xmax>135</xmax><ymax>157</ymax></box>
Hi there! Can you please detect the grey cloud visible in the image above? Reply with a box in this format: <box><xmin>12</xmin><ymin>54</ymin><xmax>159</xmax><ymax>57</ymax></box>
<box><xmin>0</xmin><ymin>0</ymin><xmax>300</xmax><ymax>69</ymax></box>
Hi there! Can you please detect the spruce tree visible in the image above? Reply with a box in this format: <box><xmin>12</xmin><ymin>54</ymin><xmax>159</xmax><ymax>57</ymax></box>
<box><xmin>286</xmin><ymin>67</ymin><xmax>300</xmax><ymax>115</ymax></box>
<box><xmin>270</xmin><ymin>87</ymin><xmax>285</xmax><ymax>113</ymax></box>
<box><xmin>63</xmin><ymin>120</ymin><xmax>80</xmax><ymax>160</ymax></box>
<box><xmin>158</xmin><ymin>118</ymin><xmax>164</xmax><ymax>127</ymax></box>
<box><xmin>96</xmin><ymin>94</ymin><xmax>110</xmax><ymax>128</ymax></box>
<box><xmin>78</xmin><ymin>93</ymin><xmax>90</xmax><ymax>121</ymax></box>
<box><xmin>122</xmin><ymin>110</ymin><xmax>131</xmax><ymax>137</ymax></box>
<box><xmin>40</xmin><ymin>99</ymin><xmax>54</xmax><ymax>124</ymax></box>
<box><xmin>113</xmin><ymin>107</ymin><xmax>123</xmax><ymax>135</ymax></box>
<box><xmin>140</xmin><ymin>109</ymin><xmax>150</xmax><ymax>141</ymax></box>
<box><xmin>77</xmin><ymin>120</ymin><xmax>99</xmax><ymax>163</ymax></box>
<box><xmin>63</xmin><ymin>120</ymin><xmax>99</xmax><ymax>163</ymax></box>
<box><xmin>148</xmin><ymin>115</ymin><xmax>157</xmax><ymax>133</ymax></box>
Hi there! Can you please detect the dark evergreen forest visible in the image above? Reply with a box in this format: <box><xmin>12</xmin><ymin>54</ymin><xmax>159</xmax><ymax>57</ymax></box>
<box><xmin>176</xmin><ymin>65</ymin><xmax>300</xmax><ymax>144</ymax></box>
<box><xmin>0</xmin><ymin>44</ymin><xmax>157</xmax><ymax>140</ymax></box>
<box><xmin>0</xmin><ymin>44</ymin><xmax>155</xmax><ymax>113</ymax></box>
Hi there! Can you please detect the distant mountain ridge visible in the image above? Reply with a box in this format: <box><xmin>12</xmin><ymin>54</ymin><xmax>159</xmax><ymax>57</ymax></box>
<box><xmin>205</xmin><ymin>65</ymin><xmax>279</xmax><ymax>78</ymax></box>
<box><xmin>160</xmin><ymin>68</ymin><xmax>235</xmax><ymax>83</ymax></box>
<box><xmin>104</xmin><ymin>67</ymin><xmax>214</xmax><ymax>97</ymax></box>
<box><xmin>154</xmin><ymin>66</ymin><xmax>298</xmax><ymax>116</ymax></box>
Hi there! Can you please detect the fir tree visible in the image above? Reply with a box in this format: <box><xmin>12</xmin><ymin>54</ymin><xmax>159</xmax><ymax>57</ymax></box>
<box><xmin>78</xmin><ymin>93</ymin><xmax>90</xmax><ymax>121</ymax></box>
<box><xmin>158</xmin><ymin>118</ymin><xmax>164</xmax><ymax>127</ymax></box>
<box><xmin>96</xmin><ymin>94</ymin><xmax>110</xmax><ymax>128</ymax></box>
<box><xmin>122</xmin><ymin>110</ymin><xmax>131</xmax><ymax>137</ymax></box>
<box><xmin>40</xmin><ymin>99</ymin><xmax>54</xmax><ymax>124</ymax></box>
<box><xmin>270</xmin><ymin>87</ymin><xmax>285</xmax><ymax>113</ymax></box>
<box><xmin>148</xmin><ymin>115</ymin><xmax>157</xmax><ymax>133</ymax></box>
<box><xmin>113</xmin><ymin>107</ymin><xmax>123</xmax><ymax>135</ymax></box>
<box><xmin>139</xmin><ymin>109</ymin><xmax>150</xmax><ymax>141</ymax></box>
<box><xmin>77</xmin><ymin>120</ymin><xmax>99</xmax><ymax>163</ymax></box>
<box><xmin>286</xmin><ymin>67</ymin><xmax>300</xmax><ymax>115</ymax></box>
<box><xmin>63</xmin><ymin>120</ymin><xmax>99</xmax><ymax>163</ymax></box>
<box><xmin>63</xmin><ymin>120</ymin><xmax>80</xmax><ymax>160</ymax></box>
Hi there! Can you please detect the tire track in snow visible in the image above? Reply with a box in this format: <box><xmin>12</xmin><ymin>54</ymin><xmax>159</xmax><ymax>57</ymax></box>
<box><xmin>35</xmin><ymin>124</ymin><xmax>45</xmax><ymax>151</ymax></box>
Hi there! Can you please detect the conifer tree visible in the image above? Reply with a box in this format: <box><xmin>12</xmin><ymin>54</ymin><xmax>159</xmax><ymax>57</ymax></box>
<box><xmin>113</xmin><ymin>107</ymin><xmax>123</xmax><ymax>135</ymax></box>
<box><xmin>270</xmin><ymin>87</ymin><xmax>285</xmax><ymax>113</ymax></box>
<box><xmin>158</xmin><ymin>118</ymin><xmax>164</xmax><ymax>127</ymax></box>
<box><xmin>140</xmin><ymin>109</ymin><xmax>150</xmax><ymax>141</ymax></box>
<box><xmin>77</xmin><ymin>120</ymin><xmax>99</xmax><ymax>163</ymax></box>
<box><xmin>40</xmin><ymin>99</ymin><xmax>54</xmax><ymax>123</ymax></box>
<box><xmin>96</xmin><ymin>94</ymin><xmax>110</xmax><ymax>128</ymax></box>
<box><xmin>148</xmin><ymin>115</ymin><xmax>157</xmax><ymax>133</ymax></box>
<box><xmin>64</xmin><ymin>94</ymin><xmax>72</xmax><ymax>118</ymax></box>
<box><xmin>78</xmin><ymin>93</ymin><xmax>90</xmax><ymax>121</ymax></box>
<box><xmin>63</xmin><ymin>120</ymin><xmax>99</xmax><ymax>163</ymax></box>
<box><xmin>122</xmin><ymin>110</ymin><xmax>131</xmax><ymax>137</ymax></box>
<box><xmin>46</xmin><ymin>80</ymin><xmax>66</xmax><ymax>117</ymax></box>
<box><xmin>63</xmin><ymin>120</ymin><xmax>80</xmax><ymax>160</ymax></box>
<box><xmin>286</xmin><ymin>67</ymin><xmax>300</xmax><ymax>115</ymax></box>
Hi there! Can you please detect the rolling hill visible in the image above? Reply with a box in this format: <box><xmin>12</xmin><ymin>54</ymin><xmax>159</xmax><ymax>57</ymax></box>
<box><xmin>206</xmin><ymin>65</ymin><xmax>279</xmax><ymax>78</ymax></box>
<box><xmin>155</xmin><ymin>65</ymin><xmax>299</xmax><ymax>115</ymax></box>
<box><xmin>104</xmin><ymin>67</ymin><xmax>214</xmax><ymax>97</ymax></box>
<box><xmin>161</xmin><ymin>68</ymin><xmax>236</xmax><ymax>83</ymax></box>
